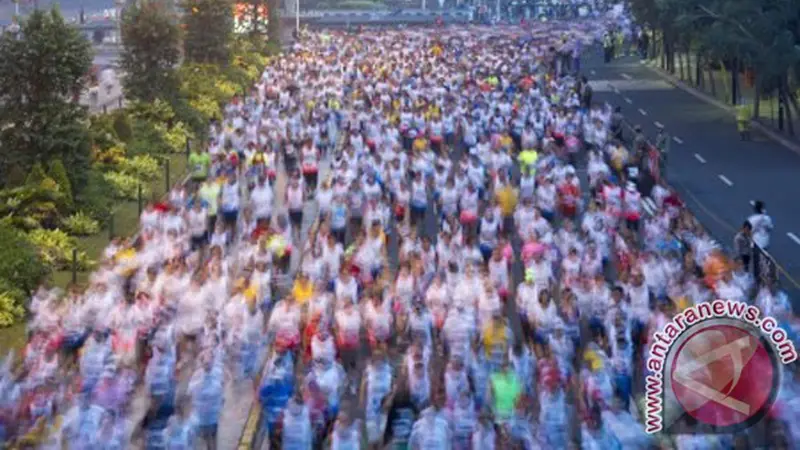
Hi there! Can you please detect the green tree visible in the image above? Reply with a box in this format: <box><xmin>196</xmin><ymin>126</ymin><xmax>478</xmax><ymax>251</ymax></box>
<box><xmin>183</xmin><ymin>0</ymin><xmax>234</xmax><ymax>65</ymax></box>
<box><xmin>0</xmin><ymin>8</ymin><xmax>93</xmax><ymax>190</ymax></box>
<box><xmin>0</xmin><ymin>221</ymin><xmax>49</xmax><ymax>296</ymax></box>
<box><xmin>629</xmin><ymin>0</ymin><xmax>800</xmax><ymax>133</ymax></box>
<box><xmin>25</xmin><ymin>162</ymin><xmax>48</xmax><ymax>187</ymax></box>
<box><xmin>120</xmin><ymin>0</ymin><xmax>182</xmax><ymax>103</ymax></box>
<box><xmin>48</xmin><ymin>159</ymin><xmax>74</xmax><ymax>209</ymax></box>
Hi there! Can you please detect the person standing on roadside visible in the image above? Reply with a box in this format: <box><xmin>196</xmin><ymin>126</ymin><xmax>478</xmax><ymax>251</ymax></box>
<box><xmin>748</xmin><ymin>201</ymin><xmax>774</xmax><ymax>250</ymax></box>
<box><xmin>655</xmin><ymin>127</ymin><xmax>670</xmax><ymax>179</ymax></box>
<box><xmin>734</xmin><ymin>221</ymin><xmax>753</xmax><ymax>271</ymax></box>
<box><xmin>603</xmin><ymin>32</ymin><xmax>614</xmax><ymax>63</ymax></box>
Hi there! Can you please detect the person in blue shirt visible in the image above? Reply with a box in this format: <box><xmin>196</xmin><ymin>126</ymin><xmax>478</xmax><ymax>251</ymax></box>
<box><xmin>260</xmin><ymin>350</ymin><xmax>295</xmax><ymax>445</ymax></box>
<box><xmin>166</xmin><ymin>398</ymin><xmax>199</xmax><ymax>450</ymax></box>
<box><xmin>188</xmin><ymin>350</ymin><xmax>225</xmax><ymax>450</ymax></box>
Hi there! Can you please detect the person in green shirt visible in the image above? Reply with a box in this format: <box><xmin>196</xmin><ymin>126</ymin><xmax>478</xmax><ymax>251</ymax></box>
<box><xmin>189</xmin><ymin>148</ymin><xmax>211</xmax><ymax>190</ymax></box>
<box><xmin>198</xmin><ymin>178</ymin><xmax>221</xmax><ymax>231</ymax></box>
<box><xmin>489</xmin><ymin>357</ymin><xmax>521</xmax><ymax>423</ymax></box>
<box><xmin>517</xmin><ymin>149</ymin><xmax>538</xmax><ymax>177</ymax></box>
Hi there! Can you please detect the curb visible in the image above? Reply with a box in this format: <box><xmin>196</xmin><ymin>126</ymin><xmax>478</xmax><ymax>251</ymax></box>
<box><xmin>640</xmin><ymin>60</ymin><xmax>800</xmax><ymax>156</ymax></box>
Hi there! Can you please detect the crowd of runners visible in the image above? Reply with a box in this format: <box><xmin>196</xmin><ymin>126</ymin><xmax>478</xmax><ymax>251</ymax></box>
<box><xmin>2</xmin><ymin>20</ymin><xmax>800</xmax><ymax>450</ymax></box>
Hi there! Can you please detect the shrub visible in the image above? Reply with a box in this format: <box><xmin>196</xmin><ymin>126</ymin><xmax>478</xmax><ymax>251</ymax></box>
<box><xmin>0</xmin><ymin>182</ymin><xmax>68</xmax><ymax>230</ymax></box>
<box><xmin>48</xmin><ymin>159</ymin><xmax>74</xmax><ymax>209</ymax></box>
<box><xmin>0</xmin><ymin>222</ymin><xmax>49</xmax><ymax>295</ymax></box>
<box><xmin>74</xmin><ymin>169</ymin><xmax>115</xmax><ymax>223</ymax></box>
<box><xmin>162</xmin><ymin>121</ymin><xmax>192</xmax><ymax>153</ymax></box>
<box><xmin>119</xmin><ymin>154</ymin><xmax>161</xmax><ymax>181</ymax></box>
<box><xmin>127</xmin><ymin>99</ymin><xmax>176</xmax><ymax>125</ymax></box>
<box><xmin>27</xmin><ymin>228</ymin><xmax>93</xmax><ymax>271</ymax></box>
<box><xmin>25</xmin><ymin>162</ymin><xmax>48</xmax><ymax>186</ymax></box>
<box><xmin>127</xmin><ymin>120</ymin><xmax>170</xmax><ymax>156</ymax></box>
<box><xmin>0</xmin><ymin>279</ymin><xmax>26</xmax><ymax>327</ymax></box>
<box><xmin>189</xmin><ymin>95</ymin><xmax>222</xmax><ymax>123</ymax></box>
<box><xmin>92</xmin><ymin>144</ymin><xmax>127</xmax><ymax>166</ymax></box>
<box><xmin>104</xmin><ymin>171</ymin><xmax>150</xmax><ymax>200</ymax></box>
<box><xmin>62</xmin><ymin>212</ymin><xmax>101</xmax><ymax>236</ymax></box>
<box><xmin>172</xmin><ymin>98</ymin><xmax>208</xmax><ymax>139</ymax></box>
<box><xmin>112</xmin><ymin>110</ymin><xmax>133</xmax><ymax>143</ymax></box>
<box><xmin>88</xmin><ymin>114</ymin><xmax>120</xmax><ymax>151</ymax></box>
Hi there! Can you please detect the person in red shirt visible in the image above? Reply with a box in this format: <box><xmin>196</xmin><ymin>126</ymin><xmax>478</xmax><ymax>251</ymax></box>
<box><xmin>558</xmin><ymin>173</ymin><xmax>580</xmax><ymax>219</ymax></box>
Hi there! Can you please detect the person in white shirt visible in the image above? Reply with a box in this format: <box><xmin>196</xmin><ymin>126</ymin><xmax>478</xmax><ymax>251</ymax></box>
<box><xmin>186</xmin><ymin>200</ymin><xmax>209</xmax><ymax>251</ymax></box>
<box><xmin>249</xmin><ymin>176</ymin><xmax>274</xmax><ymax>224</ymax></box>
<box><xmin>748</xmin><ymin>200</ymin><xmax>773</xmax><ymax>249</ymax></box>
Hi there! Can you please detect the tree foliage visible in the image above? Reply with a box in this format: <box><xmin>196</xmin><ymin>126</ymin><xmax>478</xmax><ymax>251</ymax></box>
<box><xmin>0</xmin><ymin>8</ymin><xmax>93</xmax><ymax>190</ymax></box>
<box><xmin>631</xmin><ymin>0</ymin><xmax>800</xmax><ymax>86</ymax></box>
<box><xmin>182</xmin><ymin>0</ymin><xmax>234</xmax><ymax>65</ymax></box>
<box><xmin>0</xmin><ymin>221</ymin><xmax>49</xmax><ymax>296</ymax></box>
<box><xmin>120</xmin><ymin>0</ymin><xmax>182</xmax><ymax>103</ymax></box>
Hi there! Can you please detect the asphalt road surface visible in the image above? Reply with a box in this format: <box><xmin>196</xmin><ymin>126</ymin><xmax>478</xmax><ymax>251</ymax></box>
<box><xmin>585</xmin><ymin>52</ymin><xmax>800</xmax><ymax>299</ymax></box>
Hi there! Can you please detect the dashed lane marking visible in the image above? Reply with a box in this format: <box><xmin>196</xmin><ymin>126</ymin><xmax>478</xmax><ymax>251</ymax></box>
<box><xmin>788</xmin><ymin>233</ymin><xmax>800</xmax><ymax>246</ymax></box>
<box><xmin>694</xmin><ymin>153</ymin><xmax>707</xmax><ymax>164</ymax></box>
<box><xmin>638</xmin><ymin>108</ymin><xmax>648</xmax><ymax>116</ymax></box>
<box><xmin>621</xmin><ymin>73</ymin><xmax>632</xmax><ymax>80</ymax></box>
<box><xmin>718</xmin><ymin>174</ymin><xmax>734</xmax><ymax>186</ymax></box>
<box><xmin>590</xmin><ymin>69</ymin><xmax>596</xmax><ymax>75</ymax></box>
<box><xmin>643</xmin><ymin>197</ymin><xmax>657</xmax><ymax>214</ymax></box>
<box><xmin>673</xmin><ymin>136</ymin><xmax>684</xmax><ymax>144</ymax></box>
<box><xmin>654</xmin><ymin>121</ymin><xmax>664</xmax><ymax>128</ymax></box>
<box><xmin>624</xmin><ymin>97</ymin><xmax>632</xmax><ymax>104</ymax></box>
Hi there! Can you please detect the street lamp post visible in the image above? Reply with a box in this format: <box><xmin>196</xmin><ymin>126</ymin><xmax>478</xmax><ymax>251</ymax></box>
<box><xmin>295</xmin><ymin>0</ymin><xmax>299</xmax><ymax>36</ymax></box>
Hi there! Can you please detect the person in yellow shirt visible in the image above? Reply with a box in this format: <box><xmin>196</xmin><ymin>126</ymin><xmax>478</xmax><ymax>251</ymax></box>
<box><xmin>482</xmin><ymin>312</ymin><xmax>510</xmax><ymax>358</ymax></box>
<box><xmin>292</xmin><ymin>271</ymin><xmax>314</xmax><ymax>306</ymax></box>
<box><xmin>496</xmin><ymin>182</ymin><xmax>518</xmax><ymax>222</ymax></box>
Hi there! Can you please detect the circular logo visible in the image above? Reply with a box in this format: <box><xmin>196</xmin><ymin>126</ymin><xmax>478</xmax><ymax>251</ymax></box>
<box><xmin>669</xmin><ymin>322</ymin><xmax>779</xmax><ymax>429</ymax></box>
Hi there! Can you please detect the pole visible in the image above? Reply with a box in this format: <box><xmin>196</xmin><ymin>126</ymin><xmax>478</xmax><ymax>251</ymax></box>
<box><xmin>71</xmin><ymin>249</ymin><xmax>78</xmax><ymax>284</ymax></box>
<box><xmin>108</xmin><ymin>210</ymin><xmax>115</xmax><ymax>240</ymax></box>
<box><xmin>137</xmin><ymin>183</ymin><xmax>143</xmax><ymax>217</ymax></box>
<box><xmin>165</xmin><ymin>160</ymin><xmax>171</xmax><ymax>195</ymax></box>
<box><xmin>295</xmin><ymin>0</ymin><xmax>300</xmax><ymax>35</ymax></box>
<box><xmin>185</xmin><ymin>137</ymin><xmax>191</xmax><ymax>163</ymax></box>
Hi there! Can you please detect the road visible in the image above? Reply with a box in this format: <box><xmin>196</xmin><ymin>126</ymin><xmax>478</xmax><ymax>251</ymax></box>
<box><xmin>585</xmin><ymin>53</ymin><xmax>800</xmax><ymax>298</ymax></box>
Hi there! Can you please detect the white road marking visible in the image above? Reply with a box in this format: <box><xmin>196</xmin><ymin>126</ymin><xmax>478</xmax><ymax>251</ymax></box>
<box><xmin>644</xmin><ymin>197</ymin><xmax>658</xmax><ymax>213</ymax></box>
<box><xmin>718</xmin><ymin>174</ymin><xmax>734</xmax><ymax>186</ymax></box>
<box><xmin>590</xmin><ymin>69</ymin><xmax>596</xmax><ymax>75</ymax></box>
<box><xmin>788</xmin><ymin>233</ymin><xmax>800</xmax><ymax>246</ymax></box>
<box><xmin>638</xmin><ymin>108</ymin><xmax>648</xmax><ymax>116</ymax></box>
<box><xmin>621</xmin><ymin>73</ymin><xmax>632</xmax><ymax>80</ymax></box>
<box><xmin>673</xmin><ymin>136</ymin><xmax>684</xmax><ymax>144</ymax></box>
<box><xmin>750</xmin><ymin>200</ymin><xmax>756</xmax><ymax>207</ymax></box>
<box><xmin>642</xmin><ymin>198</ymin><xmax>655</xmax><ymax>215</ymax></box>
<box><xmin>613</xmin><ymin>87</ymin><xmax>620</xmax><ymax>94</ymax></box>
<box><xmin>654</xmin><ymin>121</ymin><xmax>664</xmax><ymax>128</ymax></box>
<box><xmin>694</xmin><ymin>153</ymin><xmax>707</xmax><ymax>164</ymax></box>
<box><xmin>624</xmin><ymin>97</ymin><xmax>632</xmax><ymax>104</ymax></box>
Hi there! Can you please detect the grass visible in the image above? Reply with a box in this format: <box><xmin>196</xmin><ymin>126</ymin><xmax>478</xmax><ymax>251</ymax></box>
<box><xmin>649</xmin><ymin>52</ymin><xmax>800</xmax><ymax>132</ymax></box>
<box><xmin>0</xmin><ymin>325</ymin><xmax>28</xmax><ymax>356</ymax></box>
<box><xmin>0</xmin><ymin>154</ymin><xmax>190</xmax><ymax>355</ymax></box>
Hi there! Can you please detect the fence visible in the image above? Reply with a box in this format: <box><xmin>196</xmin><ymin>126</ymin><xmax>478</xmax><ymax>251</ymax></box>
<box><xmin>614</xmin><ymin>115</ymin><xmax>780</xmax><ymax>288</ymax></box>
